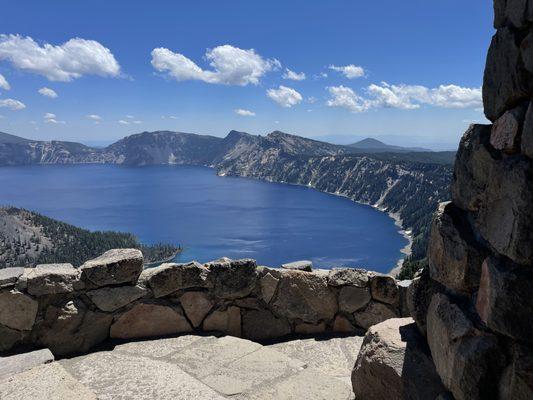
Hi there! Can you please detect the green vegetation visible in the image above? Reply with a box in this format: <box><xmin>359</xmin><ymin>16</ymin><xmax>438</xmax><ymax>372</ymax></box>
<box><xmin>0</xmin><ymin>207</ymin><xmax>180</xmax><ymax>268</ymax></box>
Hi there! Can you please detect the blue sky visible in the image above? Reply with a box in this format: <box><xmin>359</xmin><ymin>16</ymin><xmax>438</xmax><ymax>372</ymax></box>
<box><xmin>0</xmin><ymin>1</ymin><xmax>492</xmax><ymax>149</ymax></box>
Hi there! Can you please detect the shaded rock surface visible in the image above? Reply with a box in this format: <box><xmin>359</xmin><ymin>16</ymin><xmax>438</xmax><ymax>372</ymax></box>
<box><xmin>352</xmin><ymin>318</ymin><xmax>446</xmax><ymax>400</ymax></box>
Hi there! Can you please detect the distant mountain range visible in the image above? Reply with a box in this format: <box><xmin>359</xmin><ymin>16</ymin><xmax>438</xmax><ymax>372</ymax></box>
<box><xmin>0</xmin><ymin>129</ymin><xmax>455</xmax><ymax>276</ymax></box>
<box><xmin>348</xmin><ymin>138</ymin><xmax>431</xmax><ymax>153</ymax></box>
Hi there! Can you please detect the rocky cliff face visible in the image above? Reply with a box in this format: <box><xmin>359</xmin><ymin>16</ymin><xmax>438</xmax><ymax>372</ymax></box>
<box><xmin>354</xmin><ymin>3</ymin><xmax>533</xmax><ymax>399</ymax></box>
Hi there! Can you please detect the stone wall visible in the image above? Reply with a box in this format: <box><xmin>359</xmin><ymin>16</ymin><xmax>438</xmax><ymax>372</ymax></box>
<box><xmin>0</xmin><ymin>249</ymin><xmax>407</xmax><ymax>356</ymax></box>
<box><xmin>406</xmin><ymin>2</ymin><xmax>533</xmax><ymax>399</ymax></box>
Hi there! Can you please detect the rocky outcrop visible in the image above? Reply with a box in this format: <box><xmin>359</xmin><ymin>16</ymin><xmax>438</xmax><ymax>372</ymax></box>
<box><xmin>352</xmin><ymin>318</ymin><xmax>447</xmax><ymax>400</ymax></box>
<box><xmin>397</xmin><ymin>4</ymin><xmax>533</xmax><ymax>398</ymax></box>
<box><xmin>0</xmin><ymin>249</ymin><xmax>405</xmax><ymax>356</ymax></box>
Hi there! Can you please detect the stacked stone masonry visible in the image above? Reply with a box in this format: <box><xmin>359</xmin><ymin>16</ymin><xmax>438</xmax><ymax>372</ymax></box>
<box><xmin>405</xmin><ymin>2</ymin><xmax>533</xmax><ymax>399</ymax></box>
<box><xmin>0</xmin><ymin>249</ymin><xmax>408</xmax><ymax>356</ymax></box>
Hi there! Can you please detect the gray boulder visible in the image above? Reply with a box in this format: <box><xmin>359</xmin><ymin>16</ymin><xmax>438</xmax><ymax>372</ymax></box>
<box><xmin>281</xmin><ymin>260</ymin><xmax>313</xmax><ymax>272</ymax></box>
<box><xmin>180</xmin><ymin>291</ymin><xmax>213</xmax><ymax>328</ymax></box>
<box><xmin>353</xmin><ymin>301</ymin><xmax>398</xmax><ymax>330</ymax></box>
<box><xmin>476</xmin><ymin>155</ymin><xmax>533</xmax><ymax>265</ymax></box>
<box><xmin>259</xmin><ymin>272</ymin><xmax>279</xmax><ymax>304</ymax></box>
<box><xmin>140</xmin><ymin>261</ymin><xmax>210</xmax><ymax>298</ymax></box>
<box><xmin>86</xmin><ymin>285</ymin><xmax>147</xmax><ymax>312</ymax></box>
<box><xmin>370</xmin><ymin>275</ymin><xmax>399</xmax><ymax>305</ymax></box>
<box><xmin>0</xmin><ymin>324</ymin><xmax>26</xmax><ymax>351</ymax></box>
<box><xmin>0</xmin><ymin>290</ymin><xmax>38</xmax><ymax>331</ymax></box>
<box><xmin>242</xmin><ymin>309</ymin><xmax>291</xmax><ymax>341</ymax></box>
<box><xmin>451</xmin><ymin>124</ymin><xmax>495</xmax><ymax>213</ymax></box>
<box><xmin>327</xmin><ymin>268</ymin><xmax>369</xmax><ymax>287</ymax></box>
<box><xmin>81</xmin><ymin>249</ymin><xmax>143</xmax><ymax>288</ymax></box>
<box><xmin>203</xmin><ymin>306</ymin><xmax>241</xmax><ymax>337</ymax></box>
<box><xmin>483</xmin><ymin>27</ymin><xmax>532</xmax><ymax>121</ymax></box>
<box><xmin>206</xmin><ymin>258</ymin><xmax>258</xmax><ymax>299</ymax></box>
<box><xmin>476</xmin><ymin>257</ymin><xmax>533</xmax><ymax>343</ymax></box>
<box><xmin>428</xmin><ymin>202</ymin><xmax>485</xmax><ymax>293</ymax></box>
<box><xmin>272</xmin><ymin>270</ymin><xmax>338</xmax><ymax>324</ymax></box>
<box><xmin>407</xmin><ymin>267</ymin><xmax>443</xmax><ymax>336</ymax></box>
<box><xmin>427</xmin><ymin>293</ymin><xmax>504</xmax><ymax>400</ymax></box>
<box><xmin>338</xmin><ymin>286</ymin><xmax>371</xmax><ymax>313</ymax></box>
<box><xmin>110</xmin><ymin>303</ymin><xmax>192</xmax><ymax>340</ymax></box>
<box><xmin>352</xmin><ymin>318</ymin><xmax>446</xmax><ymax>400</ymax></box>
<box><xmin>36</xmin><ymin>299</ymin><xmax>112</xmax><ymax>355</ymax></box>
<box><xmin>24</xmin><ymin>263</ymin><xmax>83</xmax><ymax>296</ymax></box>
<box><xmin>490</xmin><ymin>103</ymin><xmax>527</xmax><ymax>153</ymax></box>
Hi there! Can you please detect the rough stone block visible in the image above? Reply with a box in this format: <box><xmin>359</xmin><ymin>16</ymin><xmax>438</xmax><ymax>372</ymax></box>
<box><xmin>294</xmin><ymin>321</ymin><xmax>326</xmax><ymax>335</ymax></box>
<box><xmin>81</xmin><ymin>248</ymin><xmax>143</xmax><ymax>288</ymax></box>
<box><xmin>406</xmin><ymin>267</ymin><xmax>443</xmax><ymax>336</ymax></box>
<box><xmin>476</xmin><ymin>257</ymin><xmax>533</xmax><ymax>343</ymax></box>
<box><xmin>281</xmin><ymin>260</ymin><xmax>313</xmax><ymax>272</ymax></box>
<box><xmin>24</xmin><ymin>263</ymin><xmax>82</xmax><ymax>296</ymax></box>
<box><xmin>353</xmin><ymin>301</ymin><xmax>398</xmax><ymax>330</ymax></box>
<box><xmin>203</xmin><ymin>306</ymin><xmax>241</xmax><ymax>337</ymax></box>
<box><xmin>427</xmin><ymin>293</ymin><xmax>504</xmax><ymax>400</ymax></box>
<box><xmin>483</xmin><ymin>27</ymin><xmax>532</xmax><ymax>121</ymax></box>
<box><xmin>0</xmin><ymin>290</ymin><xmax>38</xmax><ymax>331</ymax></box>
<box><xmin>327</xmin><ymin>268</ymin><xmax>369</xmax><ymax>287</ymax></box>
<box><xmin>259</xmin><ymin>272</ymin><xmax>279</xmax><ymax>304</ymax></box>
<box><xmin>272</xmin><ymin>270</ymin><xmax>337</xmax><ymax>324</ymax></box>
<box><xmin>0</xmin><ymin>267</ymin><xmax>24</xmax><ymax>289</ymax></box>
<box><xmin>428</xmin><ymin>202</ymin><xmax>485</xmax><ymax>293</ymax></box>
<box><xmin>110</xmin><ymin>303</ymin><xmax>192</xmax><ymax>340</ymax></box>
<box><xmin>332</xmin><ymin>315</ymin><xmax>356</xmax><ymax>333</ymax></box>
<box><xmin>490</xmin><ymin>103</ymin><xmax>527</xmax><ymax>153</ymax></box>
<box><xmin>476</xmin><ymin>156</ymin><xmax>533</xmax><ymax>265</ymax></box>
<box><xmin>352</xmin><ymin>318</ymin><xmax>446</xmax><ymax>400</ymax></box>
<box><xmin>37</xmin><ymin>299</ymin><xmax>113</xmax><ymax>356</ymax></box>
<box><xmin>86</xmin><ymin>285</ymin><xmax>147</xmax><ymax>312</ymax></box>
<box><xmin>451</xmin><ymin>124</ymin><xmax>496</xmax><ymax>212</ymax></box>
<box><xmin>370</xmin><ymin>274</ymin><xmax>399</xmax><ymax>305</ymax></box>
<box><xmin>180</xmin><ymin>291</ymin><xmax>213</xmax><ymax>328</ymax></box>
<box><xmin>140</xmin><ymin>261</ymin><xmax>210</xmax><ymax>298</ymax></box>
<box><xmin>499</xmin><ymin>343</ymin><xmax>533</xmax><ymax>400</ymax></box>
<box><xmin>206</xmin><ymin>258</ymin><xmax>257</xmax><ymax>299</ymax></box>
<box><xmin>338</xmin><ymin>285</ymin><xmax>371</xmax><ymax>313</ymax></box>
<box><xmin>242</xmin><ymin>309</ymin><xmax>290</xmax><ymax>341</ymax></box>
<box><xmin>0</xmin><ymin>324</ymin><xmax>26</xmax><ymax>352</ymax></box>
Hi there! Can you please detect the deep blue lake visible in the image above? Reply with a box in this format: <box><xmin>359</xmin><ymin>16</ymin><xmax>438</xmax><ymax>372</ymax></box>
<box><xmin>0</xmin><ymin>164</ymin><xmax>408</xmax><ymax>272</ymax></box>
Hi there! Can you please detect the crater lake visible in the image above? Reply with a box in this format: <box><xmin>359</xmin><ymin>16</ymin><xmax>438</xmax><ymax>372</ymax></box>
<box><xmin>0</xmin><ymin>164</ymin><xmax>409</xmax><ymax>272</ymax></box>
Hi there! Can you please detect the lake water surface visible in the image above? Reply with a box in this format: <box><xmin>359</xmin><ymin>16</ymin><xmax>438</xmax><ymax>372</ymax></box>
<box><xmin>0</xmin><ymin>164</ymin><xmax>408</xmax><ymax>272</ymax></box>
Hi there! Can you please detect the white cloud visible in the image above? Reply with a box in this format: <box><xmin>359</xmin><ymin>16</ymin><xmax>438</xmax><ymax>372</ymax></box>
<box><xmin>43</xmin><ymin>112</ymin><xmax>65</xmax><ymax>124</ymax></box>
<box><xmin>0</xmin><ymin>73</ymin><xmax>10</xmax><ymax>90</ymax></box>
<box><xmin>326</xmin><ymin>83</ymin><xmax>483</xmax><ymax>113</ymax></box>
<box><xmin>132</xmin><ymin>120</ymin><xmax>142</xmax><ymax>124</ymax></box>
<box><xmin>326</xmin><ymin>86</ymin><xmax>370</xmax><ymax>112</ymax></box>
<box><xmin>282</xmin><ymin>68</ymin><xmax>306</xmax><ymax>81</ymax></box>
<box><xmin>0</xmin><ymin>98</ymin><xmax>25</xmax><ymax>110</ymax></box>
<box><xmin>266</xmin><ymin>85</ymin><xmax>303</xmax><ymax>108</ymax></box>
<box><xmin>38</xmin><ymin>87</ymin><xmax>58</xmax><ymax>98</ymax></box>
<box><xmin>235</xmin><ymin>108</ymin><xmax>256</xmax><ymax>116</ymax></box>
<box><xmin>87</xmin><ymin>114</ymin><xmax>102</xmax><ymax>123</ymax></box>
<box><xmin>126</xmin><ymin>115</ymin><xmax>135</xmax><ymax>119</ymax></box>
<box><xmin>0</xmin><ymin>34</ymin><xmax>121</xmax><ymax>82</ymax></box>
<box><xmin>329</xmin><ymin>64</ymin><xmax>365</xmax><ymax>79</ymax></box>
<box><xmin>151</xmin><ymin>44</ymin><xmax>280</xmax><ymax>86</ymax></box>
<box><xmin>118</xmin><ymin>120</ymin><xmax>129</xmax><ymax>125</ymax></box>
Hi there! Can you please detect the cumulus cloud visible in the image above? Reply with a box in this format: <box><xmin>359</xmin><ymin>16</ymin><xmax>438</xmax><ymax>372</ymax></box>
<box><xmin>0</xmin><ymin>73</ymin><xmax>10</xmax><ymax>90</ymax></box>
<box><xmin>282</xmin><ymin>68</ymin><xmax>306</xmax><ymax>81</ymax></box>
<box><xmin>0</xmin><ymin>34</ymin><xmax>121</xmax><ymax>82</ymax></box>
<box><xmin>326</xmin><ymin>82</ymin><xmax>482</xmax><ymax>113</ymax></box>
<box><xmin>44</xmin><ymin>112</ymin><xmax>65</xmax><ymax>124</ymax></box>
<box><xmin>235</xmin><ymin>108</ymin><xmax>256</xmax><ymax>116</ymax></box>
<box><xmin>266</xmin><ymin>85</ymin><xmax>303</xmax><ymax>108</ymax></box>
<box><xmin>326</xmin><ymin>86</ymin><xmax>370</xmax><ymax>112</ymax></box>
<box><xmin>38</xmin><ymin>87</ymin><xmax>58</xmax><ymax>98</ymax></box>
<box><xmin>329</xmin><ymin>64</ymin><xmax>365</xmax><ymax>79</ymax></box>
<box><xmin>0</xmin><ymin>98</ymin><xmax>25</xmax><ymax>110</ymax></box>
<box><xmin>118</xmin><ymin>120</ymin><xmax>129</xmax><ymax>125</ymax></box>
<box><xmin>118</xmin><ymin>118</ymin><xmax>142</xmax><ymax>125</ymax></box>
<box><xmin>151</xmin><ymin>44</ymin><xmax>280</xmax><ymax>86</ymax></box>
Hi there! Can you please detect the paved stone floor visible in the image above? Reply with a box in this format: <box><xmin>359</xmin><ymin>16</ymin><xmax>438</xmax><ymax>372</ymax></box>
<box><xmin>0</xmin><ymin>334</ymin><xmax>363</xmax><ymax>399</ymax></box>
